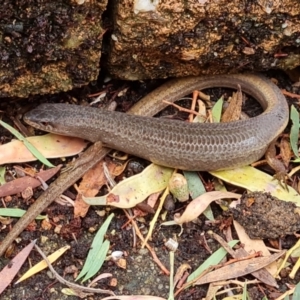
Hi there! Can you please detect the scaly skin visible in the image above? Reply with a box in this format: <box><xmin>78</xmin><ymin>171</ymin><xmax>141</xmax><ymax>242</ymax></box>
<box><xmin>24</xmin><ymin>74</ymin><xmax>289</xmax><ymax>171</ymax></box>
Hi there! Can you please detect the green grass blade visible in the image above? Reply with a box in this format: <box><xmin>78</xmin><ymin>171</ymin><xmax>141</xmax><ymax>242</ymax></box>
<box><xmin>0</xmin><ymin>208</ymin><xmax>46</xmax><ymax>219</ymax></box>
<box><xmin>211</xmin><ymin>96</ymin><xmax>223</xmax><ymax>123</ymax></box>
<box><xmin>0</xmin><ymin>166</ymin><xmax>6</xmax><ymax>185</ymax></box>
<box><xmin>187</xmin><ymin>240</ymin><xmax>239</xmax><ymax>283</ymax></box>
<box><xmin>76</xmin><ymin>213</ymin><xmax>114</xmax><ymax>281</ymax></box>
<box><xmin>293</xmin><ymin>282</ymin><xmax>300</xmax><ymax>300</ymax></box>
<box><xmin>0</xmin><ymin>120</ymin><xmax>54</xmax><ymax>167</ymax></box>
<box><xmin>82</xmin><ymin>239</ymin><xmax>110</xmax><ymax>282</ymax></box>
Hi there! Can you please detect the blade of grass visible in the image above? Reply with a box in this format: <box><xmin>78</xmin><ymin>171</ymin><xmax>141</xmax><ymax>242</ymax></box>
<box><xmin>211</xmin><ymin>96</ymin><xmax>223</xmax><ymax>123</ymax></box>
<box><xmin>76</xmin><ymin>213</ymin><xmax>114</xmax><ymax>282</ymax></box>
<box><xmin>183</xmin><ymin>171</ymin><xmax>214</xmax><ymax>220</ymax></box>
<box><xmin>0</xmin><ymin>120</ymin><xmax>54</xmax><ymax>167</ymax></box>
<box><xmin>0</xmin><ymin>167</ymin><xmax>5</xmax><ymax>185</ymax></box>
<box><xmin>82</xmin><ymin>239</ymin><xmax>110</xmax><ymax>282</ymax></box>
<box><xmin>293</xmin><ymin>282</ymin><xmax>300</xmax><ymax>300</ymax></box>
<box><xmin>0</xmin><ymin>208</ymin><xmax>46</xmax><ymax>219</ymax></box>
<box><xmin>187</xmin><ymin>240</ymin><xmax>239</xmax><ymax>283</ymax></box>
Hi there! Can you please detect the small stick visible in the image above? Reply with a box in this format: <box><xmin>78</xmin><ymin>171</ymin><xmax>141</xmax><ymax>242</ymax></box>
<box><xmin>34</xmin><ymin>244</ymin><xmax>115</xmax><ymax>295</ymax></box>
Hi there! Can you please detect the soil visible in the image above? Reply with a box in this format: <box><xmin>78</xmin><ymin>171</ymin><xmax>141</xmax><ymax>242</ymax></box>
<box><xmin>230</xmin><ymin>192</ymin><xmax>300</xmax><ymax>239</ymax></box>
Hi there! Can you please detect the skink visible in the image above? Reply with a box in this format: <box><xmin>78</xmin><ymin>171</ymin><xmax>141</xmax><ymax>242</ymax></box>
<box><xmin>0</xmin><ymin>73</ymin><xmax>288</xmax><ymax>257</ymax></box>
<box><xmin>24</xmin><ymin>74</ymin><xmax>289</xmax><ymax>171</ymax></box>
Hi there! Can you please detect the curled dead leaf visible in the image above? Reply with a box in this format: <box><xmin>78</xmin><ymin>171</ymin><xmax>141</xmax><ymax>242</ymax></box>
<box><xmin>174</xmin><ymin>191</ymin><xmax>241</xmax><ymax>224</ymax></box>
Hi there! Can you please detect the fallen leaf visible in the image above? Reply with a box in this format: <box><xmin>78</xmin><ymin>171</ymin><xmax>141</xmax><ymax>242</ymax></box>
<box><xmin>76</xmin><ymin>213</ymin><xmax>114</xmax><ymax>282</ymax></box>
<box><xmin>280</xmin><ymin>137</ymin><xmax>292</xmax><ymax>168</ymax></box>
<box><xmin>173</xmin><ymin>191</ymin><xmax>240</xmax><ymax>225</ymax></box>
<box><xmin>0</xmin><ymin>240</ymin><xmax>36</xmax><ymax>294</ymax></box>
<box><xmin>233</xmin><ymin>221</ymin><xmax>278</xmax><ymax>277</ymax></box>
<box><xmin>74</xmin><ymin>161</ymin><xmax>118</xmax><ymax>218</ymax></box>
<box><xmin>195</xmin><ymin>251</ymin><xmax>286</xmax><ymax>285</ymax></box>
<box><xmin>211</xmin><ymin>95</ymin><xmax>223</xmax><ymax>122</ymax></box>
<box><xmin>183</xmin><ymin>171</ymin><xmax>214</xmax><ymax>220</ymax></box>
<box><xmin>174</xmin><ymin>263</ymin><xmax>191</xmax><ymax>288</ymax></box>
<box><xmin>0</xmin><ymin>120</ymin><xmax>54</xmax><ymax>167</ymax></box>
<box><xmin>210</xmin><ymin>166</ymin><xmax>300</xmax><ymax>204</ymax></box>
<box><xmin>0</xmin><ymin>167</ymin><xmax>5</xmax><ymax>185</ymax></box>
<box><xmin>83</xmin><ymin>164</ymin><xmax>173</xmax><ymax>209</ymax></box>
<box><xmin>0</xmin><ymin>134</ymin><xmax>87</xmax><ymax>164</ymax></box>
<box><xmin>192</xmin><ymin>99</ymin><xmax>207</xmax><ymax>123</ymax></box>
<box><xmin>15</xmin><ymin>245</ymin><xmax>70</xmax><ymax>283</ymax></box>
<box><xmin>0</xmin><ymin>165</ymin><xmax>62</xmax><ymax>198</ymax></box>
<box><xmin>0</xmin><ymin>208</ymin><xmax>46</xmax><ymax>219</ymax></box>
<box><xmin>221</xmin><ymin>86</ymin><xmax>243</xmax><ymax>122</ymax></box>
<box><xmin>187</xmin><ymin>240</ymin><xmax>239</xmax><ymax>284</ymax></box>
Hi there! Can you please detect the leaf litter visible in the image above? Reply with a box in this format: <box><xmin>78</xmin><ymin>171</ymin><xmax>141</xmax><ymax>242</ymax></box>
<box><xmin>1</xmin><ymin>78</ymin><xmax>300</xmax><ymax>299</ymax></box>
<box><xmin>0</xmin><ymin>164</ymin><xmax>62</xmax><ymax>198</ymax></box>
<box><xmin>0</xmin><ymin>133</ymin><xmax>88</xmax><ymax>164</ymax></box>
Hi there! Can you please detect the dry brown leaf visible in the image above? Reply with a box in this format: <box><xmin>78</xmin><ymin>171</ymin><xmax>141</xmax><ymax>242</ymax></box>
<box><xmin>174</xmin><ymin>263</ymin><xmax>191</xmax><ymax>288</ymax></box>
<box><xmin>205</xmin><ymin>282</ymin><xmax>223</xmax><ymax>300</ymax></box>
<box><xmin>41</xmin><ymin>218</ymin><xmax>52</xmax><ymax>231</ymax></box>
<box><xmin>74</xmin><ymin>160</ymin><xmax>119</xmax><ymax>218</ymax></box>
<box><xmin>0</xmin><ymin>165</ymin><xmax>62</xmax><ymax>198</ymax></box>
<box><xmin>0</xmin><ymin>240</ymin><xmax>36</xmax><ymax>294</ymax></box>
<box><xmin>265</xmin><ymin>141</ymin><xmax>287</xmax><ymax>180</ymax></box>
<box><xmin>21</xmin><ymin>166</ymin><xmax>37</xmax><ymax>177</ymax></box>
<box><xmin>173</xmin><ymin>191</ymin><xmax>240</xmax><ymax>224</ymax></box>
<box><xmin>74</xmin><ymin>193</ymin><xmax>91</xmax><ymax>220</ymax></box>
<box><xmin>280</xmin><ymin>137</ymin><xmax>292</xmax><ymax>168</ymax></box>
<box><xmin>209</xmin><ymin>229</ymin><xmax>278</xmax><ymax>287</ymax></box>
<box><xmin>221</xmin><ymin>85</ymin><xmax>243</xmax><ymax>123</ymax></box>
<box><xmin>232</xmin><ymin>221</ymin><xmax>278</xmax><ymax>287</ymax></box>
<box><xmin>195</xmin><ymin>251</ymin><xmax>286</xmax><ymax>286</ymax></box>
<box><xmin>111</xmin><ymin>160</ymin><xmax>129</xmax><ymax>176</ymax></box>
<box><xmin>147</xmin><ymin>192</ymin><xmax>161</xmax><ymax>208</ymax></box>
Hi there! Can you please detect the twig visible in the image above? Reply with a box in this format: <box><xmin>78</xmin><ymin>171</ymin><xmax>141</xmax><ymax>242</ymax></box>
<box><xmin>141</xmin><ymin>187</ymin><xmax>170</xmax><ymax>248</ymax></box>
<box><xmin>125</xmin><ymin>208</ymin><xmax>137</xmax><ymax>248</ymax></box>
<box><xmin>162</xmin><ymin>100</ymin><xmax>200</xmax><ymax>116</ymax></box>
<box><xmin>213</xmin><ymin>279</ymin><xmax>260</xmax><ymax>288</ymax></box>
<box><xmin>123</xmin><ymin>209</ymin><xmax>170</xmax><ymax>275</ymax></box>
<box><xmin>34</xmin><ymin>244</ymin><xmax>115</xmax><ymax>296</ymax></box>
<box><xmin>281</xmin><ymin>89</ymin><xmax>300</xmax><ymax>99</ymax></box>
<box><xmin>189</xmin><ymin>90</ymin><xmax>198</xmax><ymax>122</ymax></box>
<box><xmin>174</xmin><ymin>266</ymin><xmax>214</xmax><ymax>297</ymax></box>
<box><xmin>288</xmin><ymin>165</ymin><xmax>300</xmax><ymax>177</ymax></box>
